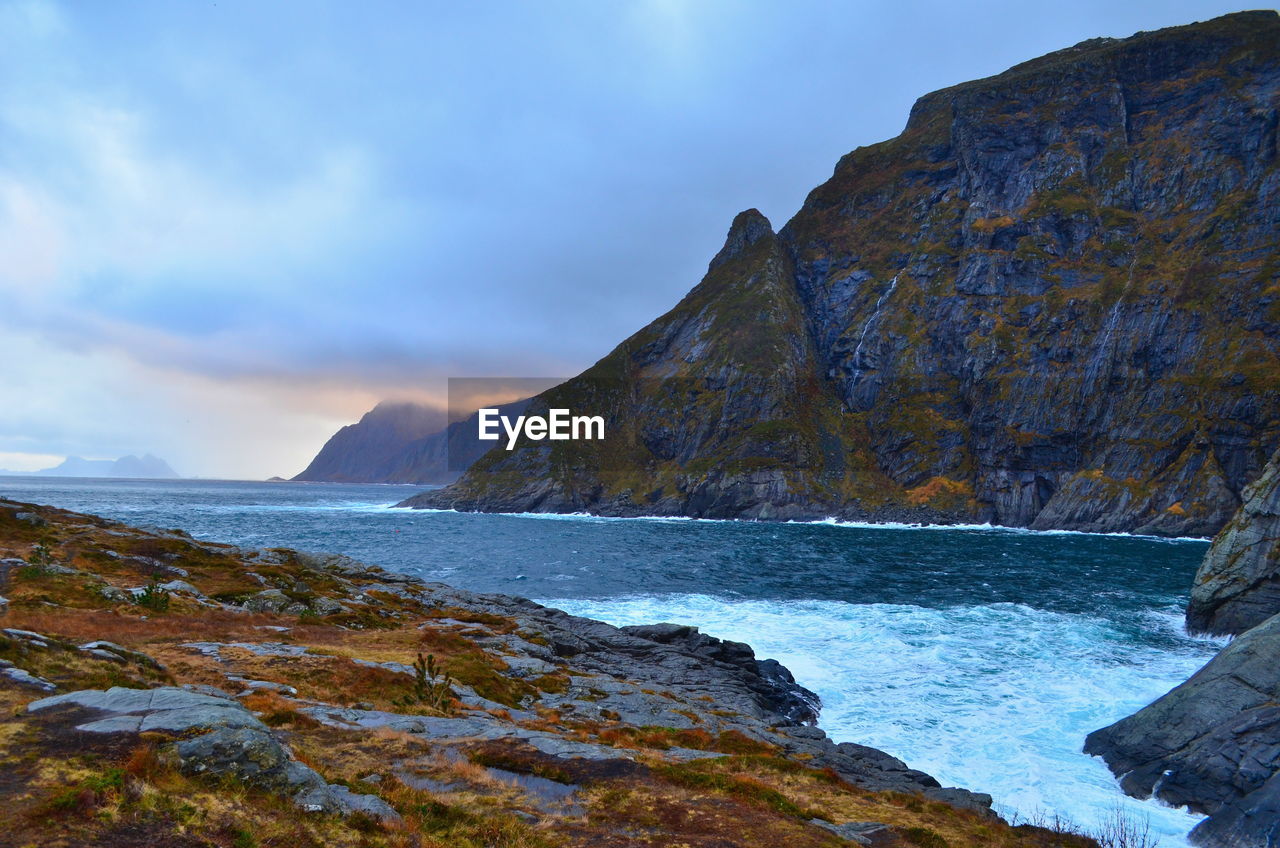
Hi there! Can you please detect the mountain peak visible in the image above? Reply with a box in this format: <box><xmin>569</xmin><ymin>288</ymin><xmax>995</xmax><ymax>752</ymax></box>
<box><xmin>905</xmin><ymin>10</ymin><xmax>1280</xmax><ymax>132</ymax></box>
<box><xmin>708</xmin><ymin>209</ymin><xmax>774</xmax><ymax>271</ymax></box>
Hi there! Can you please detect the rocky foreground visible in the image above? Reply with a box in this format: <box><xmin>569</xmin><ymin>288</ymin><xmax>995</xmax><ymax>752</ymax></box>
<box><xmin>0</xmin><ymin>497</ymin><xmax>1106</xmax><ymax>848</ymax></box>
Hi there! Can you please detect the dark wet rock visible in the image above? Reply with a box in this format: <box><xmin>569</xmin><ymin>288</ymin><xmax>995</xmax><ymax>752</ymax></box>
<box><xmin>1187</xmin><ymin>451</ymin><xmax>1280</xmax><ymax>636</ymax></box>
<box><xmin>1084</xmin><ymin>614</ymin><xmax>1280</xmax><ymax>847</ymax></box>
<box><xmin>458</xmin><ymin>593</ymin><xmax>821</xmax><ymax>727</ymax></box>
<box><xmin>176</xmin><ymin>725</ymin><xmax>291</xmax><ymax>782</ymax></box>
<box><xmin>406</xmin><ymin>12</ymin><xmax>1280</xmax><ymax>537</ymax></box>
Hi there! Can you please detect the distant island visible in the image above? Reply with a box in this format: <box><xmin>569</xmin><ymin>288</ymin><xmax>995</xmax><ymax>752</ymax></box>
<box><xmin>0</xmin><ymin>454</ymin><xmax>180</xmax><ymax>479</ymax></box>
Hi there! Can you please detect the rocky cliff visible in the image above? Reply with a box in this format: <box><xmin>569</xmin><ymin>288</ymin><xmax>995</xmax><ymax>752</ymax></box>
<box><xmin>1084</xmin><ymin>613</ymin><xmax>1280</xmax><ymax>848</ymax></box>
<box><xmin>405</xmin><ymin>11</ymin><xmax>1280</xmax><ymax>536</ymax></box>
<box><xmin>1186</xmin><ymin>448</ymin><xmax>1280</xmax><ymax>635</ymax></box>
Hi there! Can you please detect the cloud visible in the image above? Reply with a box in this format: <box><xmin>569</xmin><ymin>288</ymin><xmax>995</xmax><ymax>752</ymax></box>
<box><xmin>0</xmin><ymin>0</ymin><xmax>1252</xmax><ymax>478</ymax></box>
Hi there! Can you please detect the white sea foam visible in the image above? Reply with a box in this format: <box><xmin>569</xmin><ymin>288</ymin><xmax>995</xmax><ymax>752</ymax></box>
<box><xmin>394</xmin><ymin>505</ymin><xmax>1210</xmax><ymax>543</ymax></box>
<box><xmin>540</xmin><ymin>593</ymin><xmax>1220</xmax><ymax>846</ymax></box>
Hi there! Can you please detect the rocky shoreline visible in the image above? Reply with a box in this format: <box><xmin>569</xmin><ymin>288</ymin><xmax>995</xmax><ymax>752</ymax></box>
<box><xmin>3</xmin><ymin>496</ymin><xmax>1101</xmax><ymax>848</ymax></box>
<box><xmin>1085</xmin><ymin>451</ymin><xmax>1280</xmax><ymax>848</ymax></box>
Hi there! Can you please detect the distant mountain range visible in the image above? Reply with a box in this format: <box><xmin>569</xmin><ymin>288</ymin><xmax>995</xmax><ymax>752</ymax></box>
<box><xmin>1</xmin><ymin>454</ymin><xmax>180</xmax><ymax>479</ymax></box>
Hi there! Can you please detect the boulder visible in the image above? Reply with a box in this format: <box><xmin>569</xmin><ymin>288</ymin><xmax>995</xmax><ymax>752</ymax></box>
<box><xmin>243</xmin><ymin>589</ymin><xmax>306</xmax><ymax>615</ymax></box>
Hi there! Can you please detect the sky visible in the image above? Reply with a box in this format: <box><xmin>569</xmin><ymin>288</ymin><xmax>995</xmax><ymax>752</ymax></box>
<box><xmin>0</xmin><ymin>0</ymin><xmax>1261</xmax><ymax>479</ymax></box>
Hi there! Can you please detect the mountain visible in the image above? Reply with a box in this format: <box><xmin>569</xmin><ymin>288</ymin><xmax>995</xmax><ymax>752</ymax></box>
<box><xmin>294</xmin><ymin>397</ymin><xmax>536</xmax><ymax>485</ymax></box>
<box><xmin>404</xmin><ymin>11</ymin><xmax>1280</xmax><ymax>536</ymax></box>
<box><xmin>293</xmin><ymin>401</ymin><xmax>448</xmax><ymax>483</ymax></box>
<box><xmin>3</xmin><ymin>454</ymin><xmax>181</xmax><ymax>479</ymax></box>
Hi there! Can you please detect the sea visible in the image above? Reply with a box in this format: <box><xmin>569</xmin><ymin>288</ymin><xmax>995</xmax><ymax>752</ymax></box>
<box><xmin>0</xmin><ymin>476</ymin><xmax>1225</xmax><ymax>845</ymax></box>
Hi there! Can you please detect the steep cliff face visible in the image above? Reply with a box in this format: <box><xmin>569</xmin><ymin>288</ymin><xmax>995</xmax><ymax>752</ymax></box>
<box><xmin>407</xmin><ymin>12</ymin><xmax>1280</xmax><ymax>534</ymax></box>
<box><xmin>1187</xmin><ymin>449</ymin><xmax>1280</xmax><ymax>635</ymax></box>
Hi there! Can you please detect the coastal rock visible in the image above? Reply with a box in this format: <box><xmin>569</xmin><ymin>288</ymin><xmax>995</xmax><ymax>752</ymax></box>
<box><xmin>405</xmin><ymin>11</ymin><xmax>1280</xmax><ymax>537</ymax></box>
<box><xmin>0</xmin><ymin>496</ymin><xmax>1010</xmax><ymax>843</ymax></box>
<box><xmin>1187</xmin><ymin>451</ymin><xmax>1280</xmax><ymax>636</ymax></box>
<box><xmin>1083</xmin><ymin>614</ymin><xmax>1280</xmax><ymax>847</ymax></box>
<box><xmin>432</xmin><ymin>589</ymin><xmax>822</xmax><ymax>727</ymax></box>
<box><xmin>26</xmin><ymin>686</ymin><xmax>398</xmax><ymax>821</ymax></box>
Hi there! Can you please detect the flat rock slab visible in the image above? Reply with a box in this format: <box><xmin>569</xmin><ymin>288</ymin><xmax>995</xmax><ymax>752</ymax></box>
<box><xmin>28</xmin><ymin>686</ymin><xmax>268</xmax><ymax>734</ymax></box>
<box><xmin>183</xmin><ymin>641</ymin><xmax>312</xmax><ymax>660</ymax></box>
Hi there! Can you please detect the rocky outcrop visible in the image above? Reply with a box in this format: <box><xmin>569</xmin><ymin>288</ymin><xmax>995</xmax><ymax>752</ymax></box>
<box><xmin>1187</xmin><ymin>450</ymin><xmax>1280</xmax><ymax>635</ymax></box>
<box><xmin>27</xmin><ymin>686</ymin><xmax>399</xmax><ymax>821</ymax></box>
<box><xmin>1084</xmin><ymin>613</ymin><xmax>1280</xmax><ymax>847</ymax></box>
<box><xmin>406</xmin><ymin>11</ymin><xmax>1280</xmax><ymax>536</ymax></box>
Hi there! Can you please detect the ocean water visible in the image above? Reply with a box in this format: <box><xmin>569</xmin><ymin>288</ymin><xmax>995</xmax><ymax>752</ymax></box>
<box><xmin>0</xmin><ymin>477</ymin><xmax>1223</xmax><ymax>844</ymax></box>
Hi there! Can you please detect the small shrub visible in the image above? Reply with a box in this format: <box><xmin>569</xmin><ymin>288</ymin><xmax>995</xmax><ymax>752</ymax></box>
<box><xmin>27</xmin><ymin>542</ymin><xmax>55</xmax><ymax>567</ymax></box>
<box><xmin>394</xmin><ymin>652</ymin><xmax>454</xmax><ymax>713</ymax></box>
<box><xmin>135</xmin><ymin>580</ymin><xmax>171</xmax><ymax>612</ymax></box>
